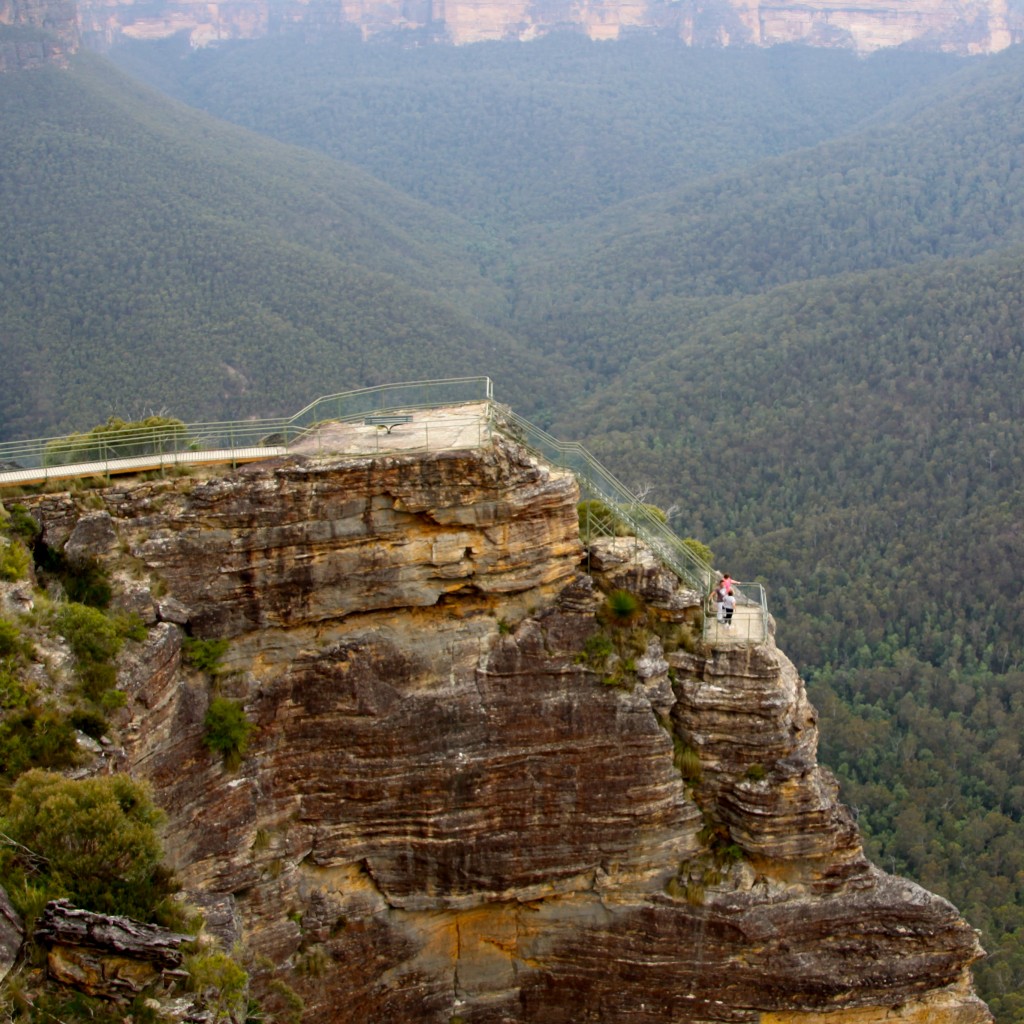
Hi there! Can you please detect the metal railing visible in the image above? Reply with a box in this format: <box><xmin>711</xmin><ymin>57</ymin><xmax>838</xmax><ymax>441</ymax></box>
<box><xmin>285</xmin><ymin>377</ymin><xmax>493</xmax><ymax>433</ymax></box>
<box><xmin>489</xmin><ymin>405</ymin><xmax>768</xmax><ymax>646</ymax></box>
<box><xmin>0</xmin><ymin>378</ymin><xmax>494</xmax><ymax>487</ymax></box>
<box><xmin>492</xmin><ymin>406</ymin><xmax>714</xmax><ymax>590</ymax></box>
<box><xmin>703</xmin><ymin>586</ymin><xmax>768</xmax><ymax>647</ymax></box>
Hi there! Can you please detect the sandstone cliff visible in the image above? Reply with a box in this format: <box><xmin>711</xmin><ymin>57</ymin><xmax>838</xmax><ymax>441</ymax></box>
<box><xmin>75</xmin><ymin>0</ymin><xmax>1022</xmax><ymax>53</ymax></box>
<box><xmin>5</xmin><ymin>434</ymin><xmax>993</xmax><ymax>1022</ymax></box>
<box><xmin>0</xmin><ymin>0</ymin><xmax>79</xmax><ymax>70</ymax></box>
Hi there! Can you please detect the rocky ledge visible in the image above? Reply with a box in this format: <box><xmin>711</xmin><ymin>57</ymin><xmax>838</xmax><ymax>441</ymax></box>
<box><xmin>5</xmin><ymin>434</ymin><xmax>992</xmax><ymax>1022</ymax></box>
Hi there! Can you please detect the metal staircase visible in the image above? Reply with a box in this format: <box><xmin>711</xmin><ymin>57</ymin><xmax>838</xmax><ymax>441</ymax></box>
<box><xmin>488</xmin><ymin>404</ymin><xmax>768</xmax><ymax>647</ymax></box>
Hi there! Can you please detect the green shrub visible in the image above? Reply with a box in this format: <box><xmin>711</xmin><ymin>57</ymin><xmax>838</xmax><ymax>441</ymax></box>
<box><xmin>54</xmin><ymin>603</ymin><xmax>123</xmax><ymax>665</ymax></box>
<box><xmin>100</xmin><ymin>688</ymin><xmax>127</xmax><ymax>711</ymax></box>
<box><xmin>266</xmin><ymin>979</ymin><xmax>305</xmax><ymax>1024</ymax></box>
<box><xmin>681</xmin><ymin>537</ymin><xmax>714</xmax><ymax>567</ymax></box>
<box><xmin>0</xmin><ymin>706</ymin><xmax>79</xmax><ymax>781</ymax></box>
<box><xmin>4</xmin><ymin>505</ymin><xmax>40</xmax><ymax>543</ymax></box>
<box><xmin>184</xmin><ymin>948</ymin><xmax>249</xmax><ymax>1024</ymax></box>
<box><xmin>43</xmin><ymin>416</ymin><xmax>190</xmax><ymax>468</ymax></box>
<box><xmin>0</xmin><ymin>770</ymin><xmax>172</xmax><ymax>921</ymax></box>
<box><xmin>0</xmin><ymin>618</ymin><xmax>30</xmax><ymax>661</ymax></box>
<box><xmin>52</xmin><ymin>604</ymin><xmax>143</xmax><ymax>705</ymax></box>
<box><xmin>0</xmin><ymin>663</ymin><xmax>30</xmax><ymax>711</ymax></box>
<box><xmin>640</xmin><ymin>503</ymin><xmax>667</xmax><ymax>524</ymax></box>
<box><xmin>718</xmin><ymin>842</ymin><xmax>744</xmax><ymax>866</ymax></box>
<box><xmin>36</xmin><ymin>549</ymin><xmax>112</xmax><ymax>608</ymax></box>
<box><xmin>204</xmin><ymin>698</ymin><xmax>254</xmax><ymax>770</ymax></box>
<box><xmin>121</xmin><ymin>615</ymin><xmax>148</xmax><ymax>642</ymax></box>
<box><xmin>578</xmin><ymin>499</ymin><xmax>629</xmax><ymax>540</ymax></box>
<box><xmin>579</xmin><ymin>631</ymin><xmax>614</xmax><ymax>667</ymax></box>
<box><xmin>64</xmin><ymin>562</ymin><xmax>113</xmax><ymax>608</ymax></box>
<box><xmin>183</xmin><ymin>637</ymin><xmax>230</xmax><ymax>676</ymax></box>
<box><xmin>0</xmin><ymin>539</ymin><xmax>30</xmax><ymax>582</ymax></box>
<box><xmin>77</xmin><ymin>661</ymin><xmax>118</xmax><ymax>703</ymax></box>
<box><xmin>19</xmin><ymin>987</ymin><xmax>164</xmax><ymax>1024</ymax></box>
<box><xmin>601</xmin><ymin>667</ymin><xmax>635</xmax><ymax>691</ymax></box>
<box><xmin>602</xmin><ymin>589</ymin><xmax>642</xmax><ymax>626</ymax></box>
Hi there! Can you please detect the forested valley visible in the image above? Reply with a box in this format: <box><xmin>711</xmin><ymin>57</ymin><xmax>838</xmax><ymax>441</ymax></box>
<box><xmin>2</xmin><ymin>30</ymin><xmax>1023</xmax><ymax>1020</ymax></box>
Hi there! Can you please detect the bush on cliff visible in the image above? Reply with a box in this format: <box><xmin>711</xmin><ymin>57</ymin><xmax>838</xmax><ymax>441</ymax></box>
<box><xmin>0</xmin><ymin>538</ymin><xmax>30</xmax><ymax>582</ymax></box>
<box><xmin>0</xmin><ymin>770</ymin><xmax>176</xmax><ymax>924</ymax></box>
<box><xmin>602</xmin><ymin>589</ymin><xmax>643</xmax><ymax>626</ymax></box>
<box><xmin>578</xmin><ymin>499</ymin><xmax>629</xmax><ymax>541</ymax></box>
<box><xmin>0</xmin><ymin>618</ymin><xmax>80</xmax><ymax>781</ymax></box>
<box><xmin>203</xmin><ymin>698</ymin><xmax>254</xmax><ymax>770</ymax></box>
<box><xmin>42</xmin><ymin>416</ymin><xmax>190</xmax><ymax>468</ymax></box>
<box><xmin>183</xmin><ymin>637</ymin><xmax>230</xmax><ymax>676</ymax></box>
<box><xmin>51</xmin><ymin>602</ymin><xmax>144</xmax><ymax>708</ymax></box>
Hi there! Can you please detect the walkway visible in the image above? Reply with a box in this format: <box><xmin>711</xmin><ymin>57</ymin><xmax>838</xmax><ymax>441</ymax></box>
<box><xmin>703</xmin><ymin>598</ymin><xmax>766</xmax><ymax>647</ymax></box>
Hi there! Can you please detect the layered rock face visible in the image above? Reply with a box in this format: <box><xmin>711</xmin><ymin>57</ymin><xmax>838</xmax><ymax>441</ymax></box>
<box><xmin>12</xmin><ymin>435</ymin><xmax>992</xmax><ymax>1022</ymax></box>
<box><xmin>0</xmin><ymin>0</ymin><xmax>79</xmax><ymax>70</ymax></box>
<box><xmin>75</xmin><ymin>0</ymin><xmax>1022</xmax><ymax>53</ymax></box>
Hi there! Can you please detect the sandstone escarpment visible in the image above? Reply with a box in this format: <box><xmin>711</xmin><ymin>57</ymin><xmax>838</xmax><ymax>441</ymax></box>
<box><xmin>75</xmin><ymin>0</ymin><xmax>1022</xmax><ymax>53</ymax></box>
<box><xmin>6</xmin><ymin>434</ymin><xmax>992</xmax><ymax>1022</ymax></box>
<box><xmin>0</xmin><ymin>0</ymin><xmax>79</xmax><ymax>70</ymax></box>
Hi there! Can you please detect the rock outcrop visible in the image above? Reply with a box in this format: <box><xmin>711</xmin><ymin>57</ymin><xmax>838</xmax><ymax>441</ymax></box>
<box><xmin>75</xmin><ymin>0</ymin><xmax>1022</xmax><ymax>53</ymax></box>
<box><xmin>34</xmin><ymin>900</ymin><xmax>191</xmax><ymax>999</ymax></box>
<box><xmin>5</xmin><ymin>433</ymin><xmax>993</xmax><ymax>1022</ymax></box>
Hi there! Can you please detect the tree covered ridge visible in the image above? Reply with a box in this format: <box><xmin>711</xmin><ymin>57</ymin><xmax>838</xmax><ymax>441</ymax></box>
<box><xmin>508</xmin><ymin>46</ymin><xmax>1024</xmax><ymax>314</ymax></box>
<box><xmin>111</xmin><ymin>34</ymin><xmax>963</xmax><ymax>234</ymax></box>
<box><xmin>0</xmin><ymin>55</ymin><xmax>546</xmax><ymax>440</ymax></box>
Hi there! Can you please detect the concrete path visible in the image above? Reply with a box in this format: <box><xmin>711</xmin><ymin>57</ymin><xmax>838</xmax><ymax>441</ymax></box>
<box><xmin>289</xmin><ymin>403</ymin><xmax>492</xmax><ymax>457</ymax></box>
<box><xmin>705</xmin><ymin>596</ymin><xmax>767</xmax><ymax>646</ymax></box>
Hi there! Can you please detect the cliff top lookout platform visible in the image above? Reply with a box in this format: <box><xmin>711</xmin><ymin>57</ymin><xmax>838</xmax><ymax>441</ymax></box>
<box><xmin>0</xmin><ymin>377</ymin><xmax>766</xmax><ymax>647</ymax></box>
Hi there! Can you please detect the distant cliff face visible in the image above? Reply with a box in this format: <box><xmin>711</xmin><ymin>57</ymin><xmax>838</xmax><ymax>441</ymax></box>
<box><xmin>74</xmin><ymin>0</ymin><xmax>1021</xmax><ymax>52</ymax></box>
<box><xmin>9</xmin><ymin>434</ymin><xmax>993</xmax><ymax>1022</ymax></box>
<box><xmin>0</xmin><ymin>0</ymin><xmax>79</xmax><ymax>70</ymax></box>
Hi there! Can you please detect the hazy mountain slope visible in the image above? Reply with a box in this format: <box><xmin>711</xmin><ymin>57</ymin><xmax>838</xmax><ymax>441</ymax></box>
<box><xmin>0</xmin><ymin>55</ymin><xmax>553</xmax><ymax>440</ymax></box>
<box><xmin>509</xmin><ymin>44</ymin><xmax>1024</xmax><ymax>316</ymax></box>
<box><xmin>110</xmin><ymin>34</ymin><xmax>965</xmax><ymax>233</ymax></box>
<box><xmin>501</xmin><ymin>44</ymin><xmax>1024</xmax><ymax>417</ymax></box>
